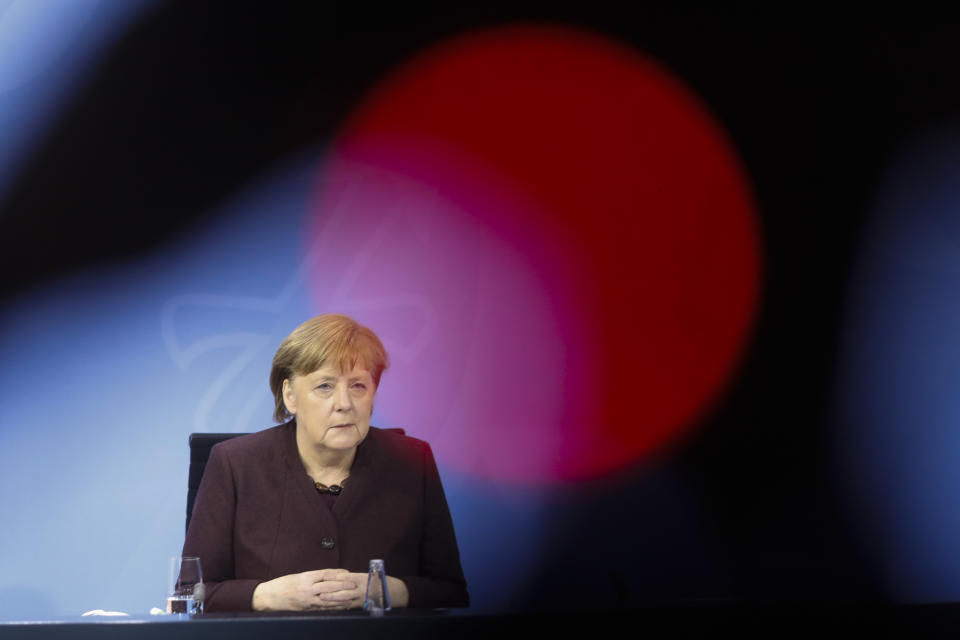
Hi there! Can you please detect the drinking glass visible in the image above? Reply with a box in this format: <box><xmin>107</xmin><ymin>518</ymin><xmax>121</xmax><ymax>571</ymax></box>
<box><xmin>167</xmin><ymin>556</ymin><xmax>203</xmax><ymax>615</ymax></box>
<box><xmin>364</xmin><ymin>558</ymin><xmax>391</xmax><ymax>615</ymax></box>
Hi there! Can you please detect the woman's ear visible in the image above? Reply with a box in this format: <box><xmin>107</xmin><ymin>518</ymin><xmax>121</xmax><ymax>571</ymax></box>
<box><xmin>282</xmin><ymin>378</ymin><xmax>297</xmax><ymax>415</ymax></box>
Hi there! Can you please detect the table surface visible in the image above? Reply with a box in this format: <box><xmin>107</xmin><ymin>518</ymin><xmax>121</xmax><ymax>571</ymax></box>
<box><xmin>4</xmin><ymin>602</ymin><xmax>960</xmax><ymax>638</ymax></box>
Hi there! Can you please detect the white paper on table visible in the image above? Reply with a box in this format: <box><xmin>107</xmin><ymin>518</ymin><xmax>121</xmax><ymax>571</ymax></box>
<box><xmin>81</xmin><ymin>609</ymin><xmax>130</xmax><ymax>617</ymax></box>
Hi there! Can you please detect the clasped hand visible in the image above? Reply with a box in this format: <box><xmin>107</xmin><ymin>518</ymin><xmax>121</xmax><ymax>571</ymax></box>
<box><xmin>252</xmin><ymin>569</ymin><xmax>366</xmax><ymax>611</ymax></box>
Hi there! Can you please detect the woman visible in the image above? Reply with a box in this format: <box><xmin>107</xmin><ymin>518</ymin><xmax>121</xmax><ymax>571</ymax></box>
<box><xmin>182</xmin><ymin>314</ymin><xmax>469</xmax><ymax>611</ymax></box>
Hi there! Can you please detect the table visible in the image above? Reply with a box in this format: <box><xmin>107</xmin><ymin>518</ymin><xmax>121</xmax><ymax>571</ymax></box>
<box><xmin>3</xmin><ymin>602</ymin><xmax>960</xmax><ymax>639</ymax></box>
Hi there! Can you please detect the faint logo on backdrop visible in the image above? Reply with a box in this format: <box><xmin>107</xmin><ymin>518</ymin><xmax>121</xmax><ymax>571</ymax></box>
<box><xmin>161</xmin><ymin>163</ymin><xmax>440</xmax><ymax>434</ymax></box>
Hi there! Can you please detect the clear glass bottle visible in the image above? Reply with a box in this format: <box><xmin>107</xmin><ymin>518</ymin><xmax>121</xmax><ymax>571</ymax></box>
<box><xmin>363</xmin><ymin>559</ymin><xmax>391</xmax><ymax>615</ymax></box>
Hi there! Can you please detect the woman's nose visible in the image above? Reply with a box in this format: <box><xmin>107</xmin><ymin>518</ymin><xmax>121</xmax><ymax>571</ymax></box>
<box><xmin>334</xmin><ymin>384</ymin><xmax>353</xmax><ymax>410</ymax></box>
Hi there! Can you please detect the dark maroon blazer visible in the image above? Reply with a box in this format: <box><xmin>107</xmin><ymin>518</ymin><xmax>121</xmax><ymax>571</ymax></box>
<box><xmin>182</xmin><ymin>421</ymin><xmax>469</xmax><ymax>611</ymax></box>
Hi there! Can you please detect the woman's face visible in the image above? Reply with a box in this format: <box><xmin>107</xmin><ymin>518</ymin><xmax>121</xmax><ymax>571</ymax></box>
<box><xmin>283</xmin><ymin>364</ymin><xmax>375</xmax><ymax>453</ymax></box>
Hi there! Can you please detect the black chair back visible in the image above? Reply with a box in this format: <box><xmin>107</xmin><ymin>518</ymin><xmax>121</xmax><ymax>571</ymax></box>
<box><xmin>186</xmin><ymin>433</ymin><xmax>247</xmax><ymax>533</ymax></box>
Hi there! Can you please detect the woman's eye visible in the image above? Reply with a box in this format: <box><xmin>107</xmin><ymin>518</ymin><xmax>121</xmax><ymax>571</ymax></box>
<box><xmin>352</xmin><ymin>383</ymin><xmax>366</xmax><ymax>390</ymax></box>
<box><xmin>317</xmin><ymin>383</ymin><xmax>332</xmax><ymax>391</ymax></box>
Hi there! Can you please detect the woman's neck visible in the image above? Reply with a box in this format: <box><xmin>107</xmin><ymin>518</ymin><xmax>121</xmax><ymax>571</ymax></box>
<box><xmin>295</xmin><ymin>428</ymin><xmax>357</xmax><ymax>482</ymax></box>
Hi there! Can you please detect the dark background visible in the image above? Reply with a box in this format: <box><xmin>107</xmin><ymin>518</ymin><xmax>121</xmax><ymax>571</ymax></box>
<box><xmin>2</xmin><ymin>3</ymin><xmax>958</xmax><ymax>607</ymax></box>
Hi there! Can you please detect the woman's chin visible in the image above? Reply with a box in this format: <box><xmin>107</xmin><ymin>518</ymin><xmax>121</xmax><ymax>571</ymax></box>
<box><xmin>321</xmin><ymin>426</ymin><xmax>366</xmax><ymax>449</ymax></box>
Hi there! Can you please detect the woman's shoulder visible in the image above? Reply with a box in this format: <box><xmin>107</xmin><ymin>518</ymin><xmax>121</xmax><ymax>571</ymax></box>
<box><xmin>364</xmin><ymin>426</ymin><xmax>436</xmax><ymax>469</ymax></box>
<box><xmin>367</xmin><ymin>425</ymin><xmax>428</xmax><ymax>449</ymax></box>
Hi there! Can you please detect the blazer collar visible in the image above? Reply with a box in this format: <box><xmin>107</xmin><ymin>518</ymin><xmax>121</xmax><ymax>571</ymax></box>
<box><xmin>280</xmin><ymin>420</ymin><xmax>379</xmax><ymax>521</ymax></box>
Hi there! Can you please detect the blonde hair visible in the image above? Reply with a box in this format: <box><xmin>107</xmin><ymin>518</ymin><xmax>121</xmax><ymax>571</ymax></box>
<box><xmin>269</xmin><ymin>314</ymin><xmax>389</xmax><ymax>422</ymax></box>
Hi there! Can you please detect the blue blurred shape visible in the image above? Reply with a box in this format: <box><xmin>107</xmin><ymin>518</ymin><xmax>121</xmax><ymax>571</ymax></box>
<box><xmin>0</xmin><ymin>146</ymin><xmax>558</xmax><ymax>615</ymax></box>
<box><xmin>835</xmin><ymin>122</ymin><xmax>960</xmax><ymax>602</ymax></box>
<box><xmin>0</xmin><ymin>0</ymin><xmax>155</xmax><ymax>202</ymax></box>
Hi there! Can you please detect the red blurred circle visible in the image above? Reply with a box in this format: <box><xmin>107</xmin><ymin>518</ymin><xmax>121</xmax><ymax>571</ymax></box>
<box><xmin>323</xmin><ymin>25</ymin><xmax>761</xmax><ymax>481</ymax></box>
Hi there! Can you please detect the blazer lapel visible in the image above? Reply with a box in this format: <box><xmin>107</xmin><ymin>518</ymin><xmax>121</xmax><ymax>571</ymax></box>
<box><xmin>281</xmin><ymin>421</ymin><xmax>340</xmax><ymax>533</ymax></box>
<box><xmin>332</xmin><ymin>428</ymin><xmax>376</xmax><ymax>522</ymax></box>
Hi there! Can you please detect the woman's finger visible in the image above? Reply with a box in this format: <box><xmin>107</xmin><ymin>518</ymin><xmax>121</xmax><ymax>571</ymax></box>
<box><xmin>312</xmin><ymin>579</ymin><xmax>358</xmax><ymax>595</ymax></box>
<box><xmin>319</xmin><ymin>588</ymin><xmax>363</xmax><ymax>602</ymax></box>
